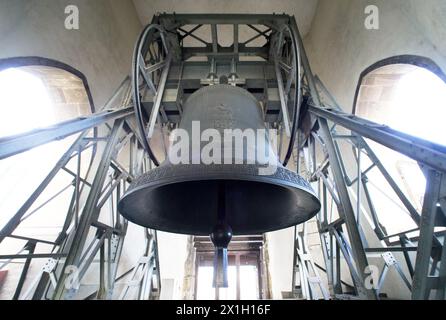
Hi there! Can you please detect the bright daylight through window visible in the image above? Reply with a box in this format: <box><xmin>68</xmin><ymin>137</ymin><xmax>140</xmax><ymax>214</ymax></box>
<box><xmin>0</xmin><ymin>66</ymin><xmax>91</xmax><ymax>300</ymax></box>
<box><xmin>0</xmin><ymin>68</ymin><xmax>54</xmax><ymax>137</ymax></box>
<box><xmin>356</xmin><ymin>65</ymin><xmax>446</xmax><ymax>235</ymax></box>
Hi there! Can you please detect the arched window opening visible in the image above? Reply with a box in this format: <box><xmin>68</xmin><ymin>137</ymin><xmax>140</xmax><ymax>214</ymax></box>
<box><xmin>0</xmin><ymin>65</ymin><xmax>92</xmax><ymax>230</ymax></box>
<box><xmin>0</xmin><ymin>66</ymin><xmax>91</xmax><ymax>138</ymax></box>
<box><xmin>355</xmin><ymin>62</ymin><xmax>446</xmax><ymax>235</ymax></box>
<box><xmin>0</xmin><ymin>63</ymin><xmax>93</xmax><ymax>299</ymax></box>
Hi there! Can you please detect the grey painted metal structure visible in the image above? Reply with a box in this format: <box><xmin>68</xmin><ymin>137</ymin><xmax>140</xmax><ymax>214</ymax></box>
<box><xmin>0</xmin><ymin>78</ymin><xmax>161</xmax><ymax>300</ymax></box>
<box><xmin>0</xmin><ymin>13</ymin><xmax>445</xmax><ymax>300</ymax></box>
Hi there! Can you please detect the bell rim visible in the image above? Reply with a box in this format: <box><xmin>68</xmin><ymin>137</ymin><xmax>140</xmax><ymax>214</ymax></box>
<box><xmin>118</xmin><ymin>164</ymin><xmax>321</xmax><ymax>235</ymax></box>
<box><xmin>122</xmin><ymin>163</ymin><xmax>318</xmax><ymax>200</ymax></box>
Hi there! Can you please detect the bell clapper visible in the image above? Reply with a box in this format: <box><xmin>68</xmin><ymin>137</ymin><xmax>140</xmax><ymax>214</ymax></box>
<box><xmin>210</xmin><ymin>182</ymin><xmax>233</xmax><ymax>288</ymax></box>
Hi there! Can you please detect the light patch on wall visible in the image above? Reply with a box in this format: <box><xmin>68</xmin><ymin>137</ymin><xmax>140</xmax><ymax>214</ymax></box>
<box><xmin>0</xmin><ymin>68</ymin><xmax>54</xmax><ymax>137</ymax></box>
<box><xmin>391</xmin><ymin>68</ymin><xmax>446</xmax><ymax>146</ymax></box>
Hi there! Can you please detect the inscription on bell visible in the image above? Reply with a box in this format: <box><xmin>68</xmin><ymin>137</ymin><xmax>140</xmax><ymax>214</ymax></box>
<box><xmin>214</xmin><ymin>103</ymin><xmax>234</xmax><ymax>130</ymax></box>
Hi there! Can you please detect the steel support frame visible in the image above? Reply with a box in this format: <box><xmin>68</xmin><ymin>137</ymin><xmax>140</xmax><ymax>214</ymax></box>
<box><xmin>296</xmin><ymin>42</ymin><xmax>446</xmax><ymax>300</ymax></box>
<box><xmin>0</xmin><ymin>79</ymin><xmax>161</xmax><ymax>300</ymax></box>
<box><xmin>154</xmin><ymin>13</ymin><xmax>446</xmax><ymax>300</ymax></box>
<box><xmin>1</xmin><ymin>13</ymin><xmax>445</xmax><ymax>301</ymax></box>
<box><xmin>277</xmin><ymin>11</ymin><xmax>446</xmax><ymax>300</ymax></box>
<box><xmin>136</xmin><ymin>13</ymin><xmax>301</xmax><ymax>167</ymax></box>
<box><xmin>292</xmin><ymin>223</ymin><xmax>330</xmax><ymax>300</ymax></box>
<box><xmin>119</xmin><ymin>230</ymin><xmax>160</xmax><ymax>300</ymax></box>
<box><xmin>303</xmin><ymin>96</ymin><xmax>446</xmax><ymax>298</ymax></box>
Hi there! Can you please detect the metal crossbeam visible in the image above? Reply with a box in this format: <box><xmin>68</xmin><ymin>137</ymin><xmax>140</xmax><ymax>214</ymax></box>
<box><xmin>0</xmin><ymin>108</ymin><xmax>133</xmax><ymax>160</ymax></box>
<box><xmin>308</xmin><ymin>106</ymin><xmax>446</xmax><ymax>173</ymax></box>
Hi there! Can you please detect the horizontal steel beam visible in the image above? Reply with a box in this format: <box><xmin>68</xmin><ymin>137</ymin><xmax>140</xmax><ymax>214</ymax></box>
<box><xmin>183</xmin><ymin>46</ymin><xmax>268</xmax><ymax>58</ymax></box>
<box><xmin>365</xmin><ymin>247</ymin><xmax>418</xmax><ymax>253</ymax></box>
<box><xmin>0</xmin><ymin>253</ymin><xmax>67</xmax><ymax>260</ymax></box>
<box><xmin>309</xmin><ymin>105</ymin><xmax>446</xmax><ymax>173</ymax></box>
<box><xmin>194</xmin><ymin>236</ymin><xmax>263</xmax><ymax>242</ymax></box>
<box><xmin>7</xmin><ymin>235</ymin><xmax>56</xmax><ymax>246</ymax></box>
<box><xmin>159</xmin><ymin>13</ymin><xmax>290</xmax><ymax>25</ymax></box>
<box><xmin>195</xmin><ymin>244</ymin><xmax>261</xmax><ymax>252</ymax></box>
<box><xmin>0</xmin><ymin>107</ymin><xmax>134</xmax><ymax>160</ymax></box>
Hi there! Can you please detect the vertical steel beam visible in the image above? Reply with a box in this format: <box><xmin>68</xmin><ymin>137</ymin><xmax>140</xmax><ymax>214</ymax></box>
<box><xmin>412</xmin><ymin>170</ymin><xmax>442</xmax><ymax>299</ymax></box>
<box><xmin>97</xmin><ymin>240</ymin><xmax>107</xmax><ymax>299</ymax></box>
<box><xmin>273</xmin><ymin>52</ymin><xmax>291</xmax><ymax>137</ymax></box>
<box><xmin>211</xmin><ymin>24</ymin><xmax>218</xmax><ymax>53</ymax></box>
<box><xmin>146</xmin><ymin>54</ymin><xmax>172</xmax><ymax>138</ymax></box>
<box><xmin>12</xmin><ymin>242</ymin><xmax>36</xmax><ymax>300</ymax></box>
<box><xmin>292</xmin><ymin>17</ymin><xmax>373</xmax><ymax>297</ymax></box>
<box><xmin>400</xmin><ymin>235</ymin><xmax>415</xmax><ymax>279</ymax></box>
<box><xmin>52</xmin><ymin>119</ymin><xmax>125</xmax><ymax>300</ymax></box>
<box><xmin>319</xmin><ymin>118</ymin><xmax>376</xmax><ymax>299</ymax></box>
<box><xmin>233</xmin><ymin>24</ymin><xmax>239</xmax><ymax>55</ymax></box>
<box><xmin>435</xmin><ymin>234</ymin><xmax>446</xmax><ymax>299</ymax></box>
<box><xmin>334</xmin><ymin>237</ymin><xmax>342</xmax><ymax>294</ymax></box>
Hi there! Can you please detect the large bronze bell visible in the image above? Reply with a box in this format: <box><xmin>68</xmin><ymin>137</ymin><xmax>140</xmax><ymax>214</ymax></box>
<box><xmin>118</xmin><ymin>84</ymin><xmax>320</xmax><ymax>287</ymax></box>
